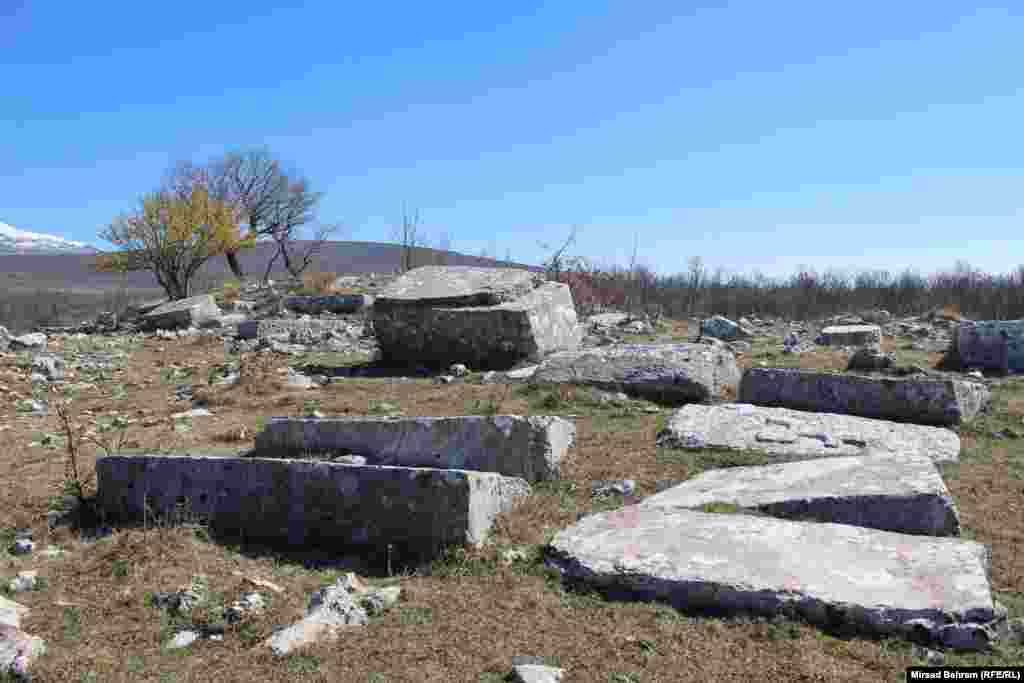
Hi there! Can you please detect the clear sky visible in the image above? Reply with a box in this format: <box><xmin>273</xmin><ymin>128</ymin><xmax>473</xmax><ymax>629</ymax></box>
<box><xmin>3</xmin><ymin>1</ymin><xmax>1022</xmax><ymax>278</ymax></box>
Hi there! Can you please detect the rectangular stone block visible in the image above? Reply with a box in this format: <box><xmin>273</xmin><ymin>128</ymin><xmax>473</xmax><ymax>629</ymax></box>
<box><xmin>819</xmin><ymin>324</ymin><xmax>882</xmax><ymax>347</ymax></box>
<box><xmin>531</xmin><ymin>343</ymin><xmax>740</xmax><ymax>403</ymax></box>
<box><xmin>142</xmin><ymin>294</ymin><xmax>221</xmax><ymax>331</ymax></box>
<box><xmin>254</xmin><ymin>415</ymin><xmax>574</xmax><ymax>483</ymax></box>
<box><xmin>657</xmin><ymin>404</ymin><xmax>960</xmax><ymax>464</ymax></box>
<box><xmin>957</xmin><ymin>320</ymin><xmax>1024</xmax><ymax>371</ymax></box>
<box><xmin>640</xmin><ymin>453</ymin><xmax>960</xmax><ymax>536</ymax></box>
<box><xmin>547</xmin><ymin>507</ymin><xmax>999</xmax><ymax>650</ymax></box>
<box><xmin>97</xmin><ymin>455</ymin><xmax>530</xmax><ymax>559</ymax></box>
<box><xmin>739</xmin><ymin>368</ymin><xmax>990</xmax><ymax>426</ymax></box>
<box><xmin>236</xmin><ymin>318</ymin><xmax>357</xmax><ymax>341</ymax></box>
<box><xmin>372</xmin><ymin>266</ymin><xmax>580</xmax><ymax>369</ymax></box>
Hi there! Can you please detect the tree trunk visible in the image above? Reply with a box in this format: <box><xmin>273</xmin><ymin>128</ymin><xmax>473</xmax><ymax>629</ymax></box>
<box><xmin>225</xmin><ymin>250</ymin><xmax>245</xmax><ymax>279</ymax></box>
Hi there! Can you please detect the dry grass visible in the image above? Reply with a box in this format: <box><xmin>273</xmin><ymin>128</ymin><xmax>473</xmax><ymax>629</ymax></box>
<box><xmin>0</xmin><ymin>329</ymin><xmax>1020</xmax><ymax>682</ymax></box>
<box><xmin>299</xmin><ymin>272</ymin><xmax>341</xmax><ymax>296</ymax></box>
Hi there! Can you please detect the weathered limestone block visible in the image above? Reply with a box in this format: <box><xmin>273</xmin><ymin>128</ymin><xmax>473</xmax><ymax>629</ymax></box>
<box><xmin>531</xmin><ymin>343</ymin><xmax>740</xmax><ymax>403</ymax></box>
<box><xmin>546</xmin><ymin>507</ymin><xmax>1000</xmax><ymax>650</ymax></box>
<box><xmin>657</xmin><ymin>404</ymin><xmax>960</xmax><ymax>464</ymax></box>
<box><xmin>142</xmin><ymin>294</ymin><xmax>221</xmax><ymax>330</ymax></box>
<box><xmin>254</xmin><ymin>415</ymin><xmax>574</xmax><ymax>482</ymax></box>
<box><xmin>818</xmin><ymin>325</ymin><xmax>882</xmax><ymax>347</ymax></box>
<box><xmin>739</xmin><ymin>368</ymin><xmax>990</xmax><ymax>426</ymax></box>
<box><xmin>283</xmin><ymin>295</ymin><xmax>373</xmax><ymax>315</ymax></box>
<box><xmin>97</xmin><ymin>455</ymin><xmax>530</xmax><ymax>560</ymax></box>
<box><xmin>640</xmin><ymin>453</ymin><xmax>960</xmax><ymax>536</ymax></box>
<box><xmin>372</xmin><ymin>266</ymin><xmax>579</xmax><ymax>369</ymax></box>
<box><xmin>237</xmin><ymin>318</ymin><xmax>357</xmax><ymax>341</ymax></box>
<box><xmin>956</xmin><ymin>320</ymin><xmax>1024</xmax><ymax>372</ymax></box>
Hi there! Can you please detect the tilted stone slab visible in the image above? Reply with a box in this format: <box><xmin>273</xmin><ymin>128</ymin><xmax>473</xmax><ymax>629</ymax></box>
<box><xmin>254</xmin><ymin>415</ymin><xmax>574</xmax><ymax>483</ymax></box>
<box><xmin>957</xmin><ymin>320</ymin><xmax>1024</xmax><ymax>371</ymax></box>
<box><xmin>657</xmin><ymin>404</ymin><xmax>960</xmax><ymax>464</ymax></box>
<box><xmin>237</xmin><ymin>318</ymin><xmax>357</xmax><ymax>341</ymax></box>
<box><xmin>531</xmin><ymin>343</ymin><xmax>740</xmax><ymax>403</ymax></box>
<box><xmin>546</xmin><ymin>507</ymin><xmax>999</xmax><ymax>649</ymax></box>
<box><xmin>142</xmin><ymin>294</ymin><xmax>221</xmax><ymax>330</ymax></box>
<box><xmin>374</xmin><ymin>266</ymin><xmax>580</xmax><ymax>368</ymax></box>
<box><xmin>818</xmin><ymin>324</ymin><xmax>882</xmax><ymax>347</ymax></box>
<box><xmin>739</xmin><ymin>368</ymin><xmax>990</xmax><ymax>426</ymax></box>
<box><xmin>97</xmin><ymin>455</ymin><xmax>530</xmax><ymax>559</ymax></box>
<box><xmin>640</xmin><ymin>453</ymin><xmax>960</xmax><ymax>536</ymax></box>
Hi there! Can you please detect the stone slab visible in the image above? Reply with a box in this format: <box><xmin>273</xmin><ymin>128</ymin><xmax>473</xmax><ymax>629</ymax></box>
<box><xmin>739</xmin><ymin>368</ymin><xmax>990</xmax><ymax>426</ymax></box>
<box><xmin>657</xmin><ymin>403</ymin><xmax>960</xmax><ymax>464</ymax></box>
<box><xmin>237</xmin><ymin>318</ymin><xmax>357</xmax><ymax>341</ymax></box>
<box><xmin>284</xmin><ymin>295</ymin><xmax>374</xmax><ymax>315</ymax></box>
<box><xmin>374</xmin><ymin>279</ymin><xmax>580</xmax><ymax>369</ymax></box>
<box><xmin>546</xmin><ymin>507</ymin><xmax>998</xmax><ymax>649</ymax></box>
<box><xmin>818</xmin><ymin>324</ymin><xmax>882</xmax><ymax>347</ymax></box>
<box><xmin>97</xmin><ymin>455</ymin><xmax>530</xmax><ymax>560</ymax></box>
<box><xmin>957</xmin><ymin>320</ymin><xmax>1024</xmax><ymax>371</ymax></box>
<box><xmin>254</xmin><ymin>415</ymin><xmax>574</xmax><ymax>483</ymax></box>
<box><xmin>701</xmin><ymin>315</ymin><xmax>752</xmax><ymax>341</ymax></box>
<box><xmin>640</xmin><ymin>453</ymin><xmax>960</xmax><ymax>536</ymax></box>
<box><xmin>142</xmin><ymin>294</ymin><xmax>221</xmax><ymax>331</ymax></box>
<box><xmin>376</xmin><ymin>266</ymin><xmax>541</xmax><ymax>306</ymax></box>
<box><xmin>531</xmin><ymin>343</ymin><xmax>740</xmax><ymax>403</ymax></box>
<box><xmin>0</xmin><ymin>597</ymin><xmax>28</xmax><ymax>630</ymax></box>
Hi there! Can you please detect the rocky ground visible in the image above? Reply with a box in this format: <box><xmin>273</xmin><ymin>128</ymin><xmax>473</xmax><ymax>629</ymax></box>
<box><xmin>0</xmin><ymin>279</ymin><xmax>1021</xmax><ymax>682</ymax></box>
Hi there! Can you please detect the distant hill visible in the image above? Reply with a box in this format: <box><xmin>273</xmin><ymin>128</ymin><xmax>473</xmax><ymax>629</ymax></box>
<box><xmin>0</xmin><ymin>240</ymin><xmax>541</xmax><ymax>292</ymax></box>
<box><xmin>0</xmin><ymin>221</ymin><xmax>99</xmax><ymax>255</ymax></box>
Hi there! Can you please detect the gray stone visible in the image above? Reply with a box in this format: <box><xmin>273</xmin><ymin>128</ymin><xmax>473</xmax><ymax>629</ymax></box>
<box><xmin>740</xmin><ymin>368</ymin><xmax>990</xmax><ymax>426</ymax></box>
<box><xmin>658</xmin><ymin>404</ymin><xmax>960</xmax><ymax>464</ymax></box>
<box><xmin>7</xmin><ymin>572</ymin><xmax>37</xmax><ymax>594</ymax></box>
<box><xmin>0</xmin><ymin>326</ymin><xmax>9</xmax><ymax>352</ymax></box>
<box><xmin>30</xmin><ymin>354</ymin><xmax>64</xmax><ymax>382</ymax></box>
<box><xmin>0</xmin><ymin>597</ymin><xmax>28</xmax><ymax>630</ymax></box>
<box><xmin>254</xmin><ymin>415</ymin><xmax>574</xmax><ymax>483</ymax></box>
<box><xmin>592</xmin><ymin>480</ymin><xmax>636</xmax><ymax>497</ymax></box>
<box><xmin>167</xmin><ymin>630</ymin><xmax>199</xmax><ymax>650</ymax></box>
<box><xmin>236</xmin><ymin>318</ymin><xmax>357</xmax><ymax>341</ymax></box>
<box><xmin>817</xmin><ymin>325</ymin><xmax>882</xmax><ymax>347</ymax></box>
<box><xmin>506</xmin><ymin>365</ymin><xmax>539</xmax><ymax>381</ymax></box>
<box><xmin>640</xmin><ymin>453</ymin><xmax>960</xmax><ymax>536</ymax></box>
<box><xmin>10</xmin><ymin>333</ymin><xmax>46</xmax><ymax>352</ymax></box>
<box><xmin>97</xmin><ymin>455</ymin><xmax>531</xmax><ymax>559</ymax></box>
<box><xmin>373</xmin><ymin>266</ymin><xmax>579</xmax><ymax>369</ymax></box>
<box><xmin>512</xmin><ymin>664</ymin><xmax>565</xmax><ymax>683</ymax></box>
<box><xmin>546</xmin><ymin>507</ymin><xmax>999</xmax><ymax>650</ymax></box>
<box><xmin>142</xmin><ymin>294</ymin><xmax>221</xmax><ymax>331</ymax></box>
<box><xmin>531</xmin><ymin>343</ymin><xmax>740</xmax><ymax>404</ymax></box>
<box><xmin>0</xmin><ymin>625</ymin><xmax>45</xmax><ymax>678</ymax></box>
<box><xmin>284</xmin><ymin>294</ymin><xmax>373</xmax><ymax>315</ymax></box>
<box><xmin>10</xmin><ymin>540</ymin><xmax>34</xmax><ymax>556</ymax></box>
<box><xmin>956</xmin><ymin>320</ymin><xmax>1024</xmax><ymax>372</ymax></box>
<box><xmin>701</xmin><ymin>315</ymin><xmax>753</xmax><ymax>341</ymax></box>
<box><xmin>846</xmin><ymin>347</ymin><xmax>894</xmax><ymax>371</ymax></box>
<box><xmin>265</xmin><ymin>574</ymin><xmax>369</xmax><ymax>655</ymax></box>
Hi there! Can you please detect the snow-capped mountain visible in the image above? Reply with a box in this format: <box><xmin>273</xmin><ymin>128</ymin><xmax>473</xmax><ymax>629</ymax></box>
<box><xmin>0</xmin><ymin>221</ymin><xmax>98</xmax><ymax>255</ymax></box>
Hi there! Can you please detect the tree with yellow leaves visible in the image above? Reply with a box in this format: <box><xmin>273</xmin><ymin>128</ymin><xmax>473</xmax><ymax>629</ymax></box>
<box><xmin>97</xmin><ymin>186</ymin><xmax>254</xmax><ymax>300</ymax></box>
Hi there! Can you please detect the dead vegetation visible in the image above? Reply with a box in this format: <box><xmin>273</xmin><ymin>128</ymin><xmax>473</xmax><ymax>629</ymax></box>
<box><xmin>0</xmin><ymin>329</ymin><xmax>1020</xmax><ymax>682</ymax></box>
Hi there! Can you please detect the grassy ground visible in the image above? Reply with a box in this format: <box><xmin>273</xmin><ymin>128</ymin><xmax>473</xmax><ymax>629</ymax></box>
<box><xmin>0</xmin><ymin>328</ymin><xmax>1020</xmax><ymax>682</ymax></box>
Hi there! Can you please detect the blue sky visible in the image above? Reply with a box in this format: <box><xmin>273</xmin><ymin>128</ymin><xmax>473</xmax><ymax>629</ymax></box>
<box><xmin>3</xmin><ymin>1</ymin><xmax>1023</xmax><ymax>278</ymax></box>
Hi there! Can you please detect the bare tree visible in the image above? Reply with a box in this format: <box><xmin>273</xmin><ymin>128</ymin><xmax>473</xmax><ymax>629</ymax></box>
<box><xmin>262</xmin><ymin>221</ymin><xmax>343</xmax><ymax>284</ymax></box>
<box><xmin>392</xmin><ymin>207</ymin><xmax>424</xmax><ymax>272</ymax></box>
<box><xmin>166</xmin><ymin>147</ymin><xmax>324</xmax><ymax>280</ymax></box>
<box><xmin>539</xmin><ymin>225</ymin><xmax>580</xmax><ymax>281</ymax></box>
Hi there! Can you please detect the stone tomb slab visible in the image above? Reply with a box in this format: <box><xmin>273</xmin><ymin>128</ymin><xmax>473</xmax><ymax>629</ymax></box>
<box><xmin>97</xmin><ymin>455</ymin><xmax>530</xmax><ymax>560</ymax></box>
<box><xmin>657</xmin><ymin>404</ymin><xmax>960</xmax><ymax>464</ymax></box>
<box><xmin>141</xmin><ymin>294</ymin><xmax>221</xmax><ymax>331</ymax></box>
<box><xmin>640</xmin><ymin>453</ymin><xmax>960</xmax><ymax>536</ymax></box>
<box><xmin>546</xmin><ymin>507</ymin><xmax>998</xmax><ymax>650</ymax></box>
<box><xmin>818</xmin><ymin>324</ymin><xmax>882</xmax><ymax>347</ymax></box>
<box><xmin>254</xmin><ymin>415</ymin><xmax>574</xmax><ymax>483</ymax></box>
<box><xmin>531</xmin><ymin>343</ymin><xmax>741</xmax><ymax>404</ymax></box>
<box><xmin>739</xmin><ymin>368</ymin><xmax>990</xmax><ymax>426</ymax></box>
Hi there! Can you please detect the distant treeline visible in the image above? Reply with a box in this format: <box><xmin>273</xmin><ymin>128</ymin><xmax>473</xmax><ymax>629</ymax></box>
<box><xmin>556</xmin><ymin>260</ymin><xmax>1024</xmax><ymax>322</ymax></box>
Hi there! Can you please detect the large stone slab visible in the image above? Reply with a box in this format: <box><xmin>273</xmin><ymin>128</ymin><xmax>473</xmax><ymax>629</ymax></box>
<box><xmin>531</xmin><ymin>343</ymin><xmax>740</xmax><ymax>403</ymax></box>
<box><xmin>640</xmin><ymin>453</ymin><xmax>960</xmax><ymax>536</ymax></box>
<box><xmin>818</xmin><ymin>324</ymin><xmax>882</xmax><ymax>347</ymax></box>
<box><xmin>956</xmin><ymin>320</ymin><xmax>1024</xmax><ymax>372</ymax></box>
<box><xmin>97</xmin><ymin>455</ymin><xmax>530</xmax><ymax>560</ymax></box>
<box><xmin>546</xmin><ymin>507</ymin><xmax>999</xmax><ymax>649</ymax></box>
<box><xmin>372</xmin><ymin>266</ymin><xmax>580</xmax><ymax>369</ymax></box>
<box><xmin>142</xmin><ymin>294</ymin><xmax>221</xmax><ymax>330</ymax></box>
<box><xmin>657</xmin><ymin>404</ymin><xmax>960</xmax><ymax>464</ymax></box>
<box><xmin>236</xmin><ymin>317</ymin><xmax>356</xmax><ymax>341</ymax></box>
<box><xmin>739</xmin><ymin>368</ymin><xmax>989</xmax><ymax>426</ymax></box>
<box><xmin>254</xmin><ymin>415</ymin><xmax>574</xmax><ymax>482</ymax></box>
